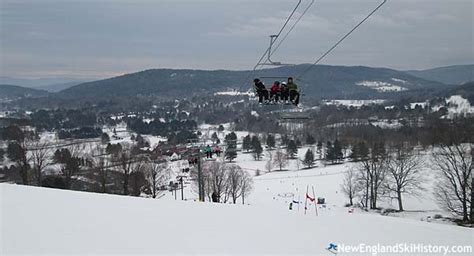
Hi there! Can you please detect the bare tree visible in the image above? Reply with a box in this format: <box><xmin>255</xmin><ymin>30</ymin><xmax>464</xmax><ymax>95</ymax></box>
<box><xmin>192</xmin><ymin>161</ymin><xmax>253</xmax><ymax>204</ymax></box>
<box><xmin>265</xmin><ymin>151</ymin><xmax>273</xmax><ymax>173</ymax></box>
<box><xmin>113</xmin><ymin>143</ymin><xmax>135</xmax><ymax>195</ymax></box>
<box><xmin>358</xmin><ymin>142</ymin><xmax>387</xmax><ymax>209</ymax></box>
<box><xmin>240</xmin><ymin>171</ymin><xmax>253</xmax><ymax>205</ymax></box>
<box><xmin>432</xmin><ymin>144</ymin><xmax>472</xmax><ymax>222</ymax></box>
<box><xmin>273</xmin><ymin>148</ymin><xmax>288</xmax><ymax>171</ymax></box>
<box><xmin>227</xmin><ymin>164</ymin><xmax>244</xmax><ymax>204</ymax></box>
<box><xmin>384</xmin><ymin>144</ymin><xmax>425</xmax><ymax>211</ymax></box>
<box><xmin>129</xmin><ymin>156</ymin><xmax>148</xmax><ymax>196</ymax></box>
<box><xmin>203</xmin><ymin>161</ymin><xmax>228</xmax><ymax>202</ymax></box>
<box><xmin>341</xmin><ymin>168</ymin><xmax>358</xmax><ymax>206</ymax></box>
<box><xmin>30</xmin><ymin>140</ymin><xmax>52</xmax><ymax>186</ymax></box>
<box><xmin>86</xmin><ymin>145</ymin><xmax>111</xmax><ymax>193</ymax></box>
<box><xmin>145</xmin><ymin>161</ymin><xmax>170</xmax><ymax>198</ymax></box>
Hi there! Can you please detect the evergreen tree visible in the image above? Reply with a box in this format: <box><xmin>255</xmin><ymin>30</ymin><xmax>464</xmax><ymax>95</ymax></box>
<box><xmin>303</xmin><ymin>149</ymin><xmax>315</xmax><ymax>168</ymax></box>
<box><xmin>317</xmin><ymin>140</ymin><xmax>323</xmax><ymax>150</ymax></box>
<box><xmin>266</xmin><ymin>134</ymin><xmax>275</xmax><ymax>149</ymax></box>
<box><xmin>287</xmin><ymin>140</ymin><xmax>298</xmax><ymax>158</ymax></box>
<box><xmin>306</xmin><ymin>134</ymin><xmax>316</xmax><ymax>145</ymax></box>
<box><xmin>211</xmin><ymin>132</ymin><xmax>219</xmax><ymax>144</ymax></box>
<box><xmin>250</xmin><ymin>136</ymin><xmax>260</xmax><ymax>151</ymax></box>
<box><xmin>253</xmin><ymin>140</ymin><xmax>263</xmax><ymax>160</ymax></box>
<box><xmin>218</xmin><ymin>125</ymin><xmax>225</xmax><ymax>132</ymax></box>
<box><xmin>350</xmin><ymin>141</ymin><xmax>369</xmax><ymax>161</ymax></box>
<box><xmin>296</xmin><ymin>138</ymin><xmax>302</xmax><ymax>147</ymax></box>
<box><xmin>136</xmin><ymin>134</ymin><xmax>149</xmax><ymax>148</ymax></box>
<box><xmin>242</xmin><ymin>134</ymin><xmax>251</xmax><ymax>152</ymax></box>
<box><xmin>317</xmin><ymin>140</ymin><xmax>323</xmax><ymax>159</ymax></box>
<box><xmin>333</xmin><ymin>139</ymin><xmax>343</xmax><ymax>163</ymax></box>
<box><xmin>325</xmin><ymin>141</ymin><xmax>334</xmax><ymax>162</ymax></box>
<box><xmin>281</xmin><ymin>134</ymin><xmax>289</xmax><ymax>146</ymax></box>
<box><xmin>350</xmin><ymin>143</ymin><xmax>359</xmax><ymax>161</ymax></box>
<box><xmin>225</xmin><ymin>132</ymin><xmax>238</xmax><ymax>162</ymax></box>
<box><xmin>101</xmin><ymin>132</ymin><xmax>110</xmax><ymax>144</ymax></box>
<box><xmin>359</xmin><ymin>141</ymin><xmax>369</xmax><ymax>160</ymax></box>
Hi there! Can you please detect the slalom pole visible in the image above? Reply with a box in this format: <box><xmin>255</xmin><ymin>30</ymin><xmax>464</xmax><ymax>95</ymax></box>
<box><xmin>304</xmin><ymin>185</ymin><xmax>309</xmax><ymax>215</ymax></box>
<box><xmin>297</xmin><ymin>194</ymin><xmax>301</xmax><ymax>212</ymax></box>
<box><xmin>312</xmin><ymin>185</ymin><xmax>318</xmax><ymax>216</ymax></box>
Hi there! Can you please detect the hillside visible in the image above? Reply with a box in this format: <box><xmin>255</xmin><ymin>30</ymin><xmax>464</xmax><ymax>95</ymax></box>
<box><xmin>0</xmin><ymin>84</ymin><xmax>48</xmax><ymax>100</ymax></box>
<box><xmin>0</xmin><ymin>76</ymin><xmax>86</xmax><ymax>92</ymax></box>
<box><xmin>407</xmin><ymin>64</ymin><xmax>474</xmax><ymax>85</ymax></box>
<box><xmin>2</xmin><ymin>184</ymin><xmax>473</xmax><ymax>255</ymax></box>
<box><xmin>59</xmin><ymin>65</ymin><xmax>445</xmax><ymax>100</ymax></box>
<box><xmin>444</xmin><ymin>82</ymin><xmax>474</xmax><ymax>102</ymax></box>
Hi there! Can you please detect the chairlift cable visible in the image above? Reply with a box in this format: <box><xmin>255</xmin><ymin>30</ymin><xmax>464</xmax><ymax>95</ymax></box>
<box><xmin>252</xmin><ymin>0</ymin><xmax>302</xmax><ymax>71</ymax></box>
<box><xmin>237</xmin><ymin>0</ymin><xmax>303</xmax><ymax>93</ymax></box>
<box><xmin>297</xmin><ymin>0</ymin><xmax>387</xmax><ymax>79</ymax></box>
<box><xmin>254</xmin><ymin>0</ymin><xmax>315</xmax><ymax>72</ymax></box>
<box><xmin>270</xmin><ymin>0</ymin><xmax>316</xmax><ymax>58</ymax></box>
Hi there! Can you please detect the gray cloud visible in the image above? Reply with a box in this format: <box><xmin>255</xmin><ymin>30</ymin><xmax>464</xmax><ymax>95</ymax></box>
<box><xmin>0</xmin><ymin>0</ymin><xmax>472</xmax><ymax>79</ymax></box>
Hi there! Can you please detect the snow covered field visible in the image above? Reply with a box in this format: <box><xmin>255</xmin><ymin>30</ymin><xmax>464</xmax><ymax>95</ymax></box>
<box><xmin>356</xmin><ymin>81</ymin><xmax>408</xmax><ymax>92</ymax></box>
<box><xmin>2</xmin><ymin>123</ymin><xmax>473</xmax><ymax>255</ymax></box>
<box><xmin>2</xmin><ymin>183</ymin><xmax>473</xmax><ymax>255</ymax></box>
<box><xmin>323</xmin><ymin>99</ymin><xmax>386</xmax><ymax>107</ymax></box>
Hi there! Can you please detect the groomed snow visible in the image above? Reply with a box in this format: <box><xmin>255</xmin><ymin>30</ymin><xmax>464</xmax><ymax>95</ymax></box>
<box><xmin>2</xmin><ymin>182</ymin><xmax>473</xmax><ymax>255</ymax></box>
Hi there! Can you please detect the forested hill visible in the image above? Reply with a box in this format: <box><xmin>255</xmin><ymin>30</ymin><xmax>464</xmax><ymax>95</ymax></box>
<box><xmin>59</xmin><ymin>64</ymin><xmax>446</xmax><ymax>100</ymax></box>
<box><xmin>406</xmin><ymin>64</ymin><xmax>474</xmax><ymax>85</ymax></box>
<box><xmin>0</xmin><ymin>84</ymin><xmax>48</xmax><ymax>99</ymax></box>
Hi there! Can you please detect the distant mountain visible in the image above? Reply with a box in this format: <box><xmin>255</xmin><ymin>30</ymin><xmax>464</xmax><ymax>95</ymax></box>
<box><xmin>0</xmin><ymin>76</ymin><xmax>87</xmax><ymax>92</ymax></box>
<box><xmin>60</xmin><ymin>64</ymin><xmax>445</xmax><ymax>100</ymax></box>
<box><xmin>36</xmin><ymin>81</ymin><xmax>86</xmax><ymax>92</ymax></box>
<box><xmin>406</xmin><ymin>64</ymin><xmax>474</xmax><ymax>85</ymax></box>
<box><xmin>0</xmin><ymin>84</ymin><xmax>48</xmax><ymax>100</ymax></box>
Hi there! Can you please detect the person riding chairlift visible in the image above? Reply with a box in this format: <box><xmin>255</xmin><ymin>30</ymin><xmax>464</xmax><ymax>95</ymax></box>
<box><xmin>253</xmin><ymin>78</ymin><xmax>269</xmax><ymax>104</ymax></box>
<box><xmin>280</xmin><ymin>82</ymin><xmax>289</xmax><ymax>103</ymax></box>
<box><xmin>270</xmin><ymin>81</ymin><xmax>280</xmax><ymax>103</ymax></box>
<box><xmin>287</xmin><ymin>77</ymin><xmax>300</xmax><ymax>106</ymax></box>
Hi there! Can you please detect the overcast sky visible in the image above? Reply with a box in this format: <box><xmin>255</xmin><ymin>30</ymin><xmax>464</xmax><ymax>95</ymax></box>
<box><xmin>0</xmin><ymin>0</ymin><xmax>472</xmax><ymax>79</ymax></box>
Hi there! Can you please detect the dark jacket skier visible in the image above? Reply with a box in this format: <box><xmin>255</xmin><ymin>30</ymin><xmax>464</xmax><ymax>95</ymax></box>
<box><xmin>253</xmin><ymin>78</ymin><xmax>269</xmax><ymax>103</ymax></box>
<box><xmin>287</xmin><ymin>77</ymin><xmax>300</xmax><ymax>106</ymax></box>
<box><xmin>211</xmin><ymin>191</ymin><xmax>219</xmax><ymax>203</ymax></box>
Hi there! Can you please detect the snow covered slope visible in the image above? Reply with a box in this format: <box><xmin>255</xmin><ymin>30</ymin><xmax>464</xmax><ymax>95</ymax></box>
<box><xmin>1</xmin><ymin>184</ymin><xmax>472</xmax><ymax>255</ymax></box>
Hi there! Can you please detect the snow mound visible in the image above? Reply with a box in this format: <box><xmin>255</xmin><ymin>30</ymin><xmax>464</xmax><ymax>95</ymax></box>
<box><xmin>2</xmin><ymin>184</ymin><xmax>472</xmax><ymax>255</ymax></box>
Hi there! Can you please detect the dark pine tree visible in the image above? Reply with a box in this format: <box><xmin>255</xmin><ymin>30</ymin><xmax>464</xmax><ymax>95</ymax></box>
<box><xmin>242</xmin><ymin>134</ymin><xmax>251</xmax><ymax>152</ymax></box>
<box><xmin>306</xmin><ymin>134</ymin><xmax>316</xmax><ymax>145</ymax></box>
<box><xmin>266</xmin><ymin>134</ymin><xmax>276</xmax><ymax>149</ymax></box>
<box><xmin>303</xmin><ymin>149</ymin><xmax>315</xmax><ymax>168</ymax></box>
<box><xmin>287</xmin><ymin>140</ymin><xmax>298</xmax><ymax>158</ymax></box>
